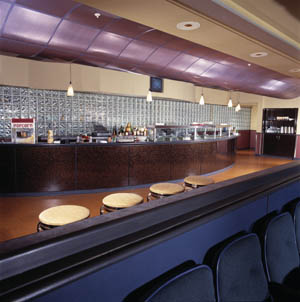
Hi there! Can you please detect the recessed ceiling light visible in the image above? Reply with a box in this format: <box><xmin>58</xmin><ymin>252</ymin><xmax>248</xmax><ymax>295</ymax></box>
<box><xmin>289</xmin><ymin>68</ymin><xmax>300</xmax><ymax>73</ymax></box>
<box><xmin>248</xmin><ymin>63</ymin><xmax>251</xmax><ymax>66</ymax></box>
<box><xmin>176</xmin><ymin>21</ymin><xmax>200</xmax><ymax>31</ymax></box>
<box><xmin>94</xmin><ymin>12</ymin><xmax>101</xmax><ymax>19</ymax></box>
<box><xmin>250</xmin><ymin>52</ymin><xmax>268</xmax><ymax>58</ymax></box>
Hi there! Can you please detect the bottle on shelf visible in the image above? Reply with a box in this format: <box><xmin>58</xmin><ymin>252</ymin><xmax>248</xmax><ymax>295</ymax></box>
<box><xmin>112</xmin><ymin>126</ymin><xmax>117</xmax><ymax>142</ymax></box>
<box><xmin>119</xmin><ymin>125</ymin><xmax>124</xmax><ymax>136</ymax></box>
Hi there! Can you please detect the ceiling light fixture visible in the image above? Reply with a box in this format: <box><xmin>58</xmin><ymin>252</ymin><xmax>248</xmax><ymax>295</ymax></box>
<box><xmin>199</xmin><ymin>87</ymin><xmax>205</xmax><ymax>105</ymax></box>
<box><xmin>250</xmin><ymin>52</ymin><xmax>268</xmax><ymax>58</ymax></box>
<box><xmin>227</xmin><ymin>91</ymin><xmax>233</xmax><ymax>108</ymax></box>
<box><xmin>94</xmin><ymin>12</ymin><xmax>101</xmax><ymax>18</ymax></box>
<box><xmin>67</xmin><ymin>64</ymin><xmax>74</xmax><ymax>97</ymax></box>
<box><xmin>147</xmin><ymin>90</ymin><xmax>152</xmax><ymax>102</ymax></box>
<box><xmin>289</xmin><ymin>68</ymin><xmax>300</xmax><ymax>73</ymax></box>
<box><xmin>176</xmin><ymin>21</ymin><xmax>200</xmax><ymax>31</ymax></box>
<box><xmin>248</xmin><ymin>63</ymin><xmax>251</xmax><ymax>67</ymax></box>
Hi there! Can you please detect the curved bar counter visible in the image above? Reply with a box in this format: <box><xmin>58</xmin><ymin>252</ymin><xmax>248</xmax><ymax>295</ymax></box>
<box><xmin>0</xmin><ymin>136</ymin><xmax>236</xmax><ymax>194</ymax></box>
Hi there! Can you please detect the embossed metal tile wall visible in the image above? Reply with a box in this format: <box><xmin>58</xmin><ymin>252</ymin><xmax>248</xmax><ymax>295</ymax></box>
<box><xmin>0</xmin><ymin>85</ymin><xmax>250</xmax><ymax>137</ymax></box>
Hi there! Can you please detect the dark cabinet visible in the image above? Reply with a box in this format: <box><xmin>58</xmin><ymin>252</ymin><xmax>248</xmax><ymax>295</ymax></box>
<box><xmin>263</xmin><ymin>134</ymin><xmax>295</xmax><ymax>157</ymax></box>
<box><xmin>263</xmin><ymin>108</ymin><xmax>298</xmax><ymax>158</ymax></box>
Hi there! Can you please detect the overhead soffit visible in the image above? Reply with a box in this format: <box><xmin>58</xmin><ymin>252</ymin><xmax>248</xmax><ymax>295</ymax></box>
<box><xmin>229</xmin><ymin>0</ymin><xmax>300</xmax><ymax>43</ymax></box>
<box><xmin>0</xmin><ymin>0</ymin><xmax>299</xmax><ymax>99</ymax></box>
<box><xmin>79</xmin><ymin>0</ymin><xmax>300</xmax><ymax>74</ymax></box>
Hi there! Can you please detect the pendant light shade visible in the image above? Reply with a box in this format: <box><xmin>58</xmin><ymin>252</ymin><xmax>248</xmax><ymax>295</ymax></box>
<box><xmin>67</xmin><ymin>64</ymin><xmax>74</xmax><ymax>97</ymax></box>
<box><xmin>67</xmin><ymin>83</ymin><xmax>74</xmax><ymax>97</ymax></box>
<box><xmin>235</xmin><ymin>92</ymin><xmax>241</xmax><ymax>112</ymax></box>
<box><xmin>199</xmin><ymin>87</ymin><xmax>205</xmax><ymax>105</ymax></box>
<box><xmin>147</xmin><ymin>90</ymin><xmax>153</xmax><ymax>102</ymax></box>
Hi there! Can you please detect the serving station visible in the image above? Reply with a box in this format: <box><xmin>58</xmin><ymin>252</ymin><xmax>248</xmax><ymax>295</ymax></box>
<box><xmin>0</xmin><ymin>124</ymin><xmax>237</xmax><ymax>194</ymax></box>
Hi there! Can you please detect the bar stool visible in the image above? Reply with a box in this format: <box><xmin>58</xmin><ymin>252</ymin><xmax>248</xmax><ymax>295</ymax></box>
<box><xmin>184</xmin><ymin>175</ymin><xmax>215</xmax><ymax>191</ymax></box>
<box><xmin>37</xmin><ymin>205</ymin><xmax>90</xmax><ymax>232</ymax></box>
<box><xmin>148</xmin><ymin>182</ymin><xmax>184</xmax><ymax>201</ymax></box>
<box><xmin>101</xmin><ymin>192</ymin><xmax>144</xmax><ymax>214</ymax></box>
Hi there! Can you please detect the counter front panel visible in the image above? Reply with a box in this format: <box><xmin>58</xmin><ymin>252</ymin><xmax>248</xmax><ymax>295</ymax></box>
<box><xmin>0</xmin><ymin>138</ymin><xmax>236</xmax><ymax>194</ymax></box>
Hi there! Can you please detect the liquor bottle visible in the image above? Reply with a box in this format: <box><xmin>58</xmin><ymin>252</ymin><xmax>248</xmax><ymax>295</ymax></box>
<box><xmin>119</xmin><ymin>125</ymin><xmax>124</xmax><ymax>136</ymax></box>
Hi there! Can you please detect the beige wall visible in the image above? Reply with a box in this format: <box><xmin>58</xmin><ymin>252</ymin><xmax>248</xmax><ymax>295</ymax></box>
<box><xmin>5</xmin><ymin>54</ymin><xmax>300</xmax><ymax>133</ymax></box>
<box><xmin>0</xmin><ymin>55</ymin><xmax>258</xmax><ymax>107</ymax></box>
<box><xmin>0</xmin><ymin>55</ymin><xmax>197</xmax><ymax>102</ymax></box>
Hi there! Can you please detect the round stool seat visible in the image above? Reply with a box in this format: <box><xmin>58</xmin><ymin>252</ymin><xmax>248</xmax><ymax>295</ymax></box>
<box><xmin>184</xmin><ymin>175</ymin><xmax>215</xmax><ymax>189</ymax></box>
<box><xmin>148</xmin><ymin>183</ymin><xmax>184</xmax><ymax>201</ymax></box>
<box><xmin>101</xmin><ymin>193</ymin><xmax>143</xmax><ymax>214</ymax></box>
<box><xmin>39</xmin><ymin>205</ymin><xmax>90</xmax><ymax>226</ymax></box>
<box><xmin>37</xmin><ymin>205</ymin><xmax>90</xmax><ymax>232</ymax></box>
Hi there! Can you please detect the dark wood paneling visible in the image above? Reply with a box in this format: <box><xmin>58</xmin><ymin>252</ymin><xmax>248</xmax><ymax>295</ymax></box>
<box><xmin>250</xmin><ymin>130</ymin><xmax>256</xmax><ymax>149</ymax></box>
<box><xmin>129</xmin><ymin>144</ymin><xmax>171</xmax><ymax>185</ymax></box>
<box><xmin>0</xmin><ymin>139</ymin><xmax>237</xmax><ymax>193</ymax></box>
<box><xmin>0</xmin><ymin>145</ymin><xmax>15</xmax><ymax>193</ymax></box>
<box><xmin>16</xmin><ymin>146</ymin><xmax>76</xmax><ymax>192</ymax></box>
<box><xmin>77</xmin><ymin>145</ymin><xmax>129</xmax><ymax>189</ymax></box>
<box><xmin>170</xmin><ymin>143</ymin><xmax>200</xmax><ymax>179</ymax></box>
<box><xmin>200</xmin><ymin>142</ymin><xmax>218</xmax><ymax>174</ymax></box>
<box><xmin>237</xmin><ymin>130</ymin><xmax>250</xmax><ymax>149</ymax></box>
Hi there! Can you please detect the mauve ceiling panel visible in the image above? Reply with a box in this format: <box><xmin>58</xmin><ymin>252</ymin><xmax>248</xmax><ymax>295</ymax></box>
<box><xmin>185</xmin><ymin>58</ymin><xmax>215</xmax><ymax>75</ymax></box>
<box><xmin>166</xmin><ymin>53</ymin><xmax>199</xmax><ymax>72</ymax></box>
<box><xmin>66</xmin><ymin>6</ymin><xmax>118</xmax><ymax>29</ymax></box>
<box><xmin>49</xmin><ymin>20</ymin><xmax>99</xmax><ymax>52</ymax></box>
<box><xmin>163</xmin><ymin>37</ymin><xmax>196</xmax><ymax>52</ymax></box>
<box><xmin>105</xmin><ymin>19</ymin><xmax>151</xmax><ymax>38</ymax></box>
<box><xmin>3</xmin><ymin>5</ymin><xmax>60</xmax><ymax>45</ymax></box>
<box><xmin>37</xmin><ymin>47</ymin><xmax>81</xmax><ymax>62</ymax></box>
<box><xmin>119</xmin><ymin>40</ymin><xmax>157</xmax><ymax>63</ymax></box>
<box><xmin>200</xmin><ymin>63</ymin><xmax>229</xmax><ymax>79</ymax></box>
<box><xmin>15</xmin><ymin>0</ymin><xmax>78</xmax><ymax>17</ymax></box>
<box><xmin>0</xmin><ymin>38</ymin><xmax>43</xmax><ymax>56</ymax></box>
<box><xmin>105</xmin><ymin>61</ymin><xmax>136</xmax><ymax>72</ymax></box>
<box><xmin>0</xmin><ymin>1</ymin><xmax>11</xmax><ymax>31</ymax></box>
<box><xmin>0</xmin><ymin>0</ymin><xmax>299</xmax><ymax>99</ymax></box>
<box><xmin>75</xmin><ymin>55</ymin><xmax>108</xmax><ymax>68</ymax></box>
<box><xmin>144</xmin><ymin>47</ymin><xmax>180</xmax><ymax>69</ymax></box>
<box><xmin>139</xmin><ymin>30</ymin><xmax>175</xmax><ymax>46</ymax></box>
<box><xmin>87</xmin><ymin>31</ymin><xmax>131</xmax><ymax>57</ymax></box>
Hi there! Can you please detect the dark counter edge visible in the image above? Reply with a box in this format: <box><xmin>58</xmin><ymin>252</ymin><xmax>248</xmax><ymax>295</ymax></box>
<box><xmin>1</xmin><ymin>161</ymin><xmax>300</xmax><ymax>301</ymax></box>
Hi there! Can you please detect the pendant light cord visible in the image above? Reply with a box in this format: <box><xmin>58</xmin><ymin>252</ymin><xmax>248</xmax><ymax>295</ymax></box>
<box><xmin>70</xmin><ymin>64</ymin><xmax>72</xmax><ymax>84</ymax></box>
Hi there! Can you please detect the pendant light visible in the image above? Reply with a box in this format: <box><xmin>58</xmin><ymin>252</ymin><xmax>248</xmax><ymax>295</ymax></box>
<box><xmin>227</xmin><ymin>91</ymin><xmax>232</xmax><ymax>107</ymax></box>
<box><xmin>199</xmin><ymin>87</ymin><xmax>205</xmax><ymax>105</ymax></box>
<box><xmin>147</xmin><ymin>90</ymin><xmax>152</xmax><ymax>102</ymax></box>
<box><xmin>67</xmin><ymin>64</ymin><xmax>74</xmax><ymax>97</ymax></box>
<box><xmin>235</xmin><ymin>92</ymin><xmax>241</xmax><ymax>112</ymax></box>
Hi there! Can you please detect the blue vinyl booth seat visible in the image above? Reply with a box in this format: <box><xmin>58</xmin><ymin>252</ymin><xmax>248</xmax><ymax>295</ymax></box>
<box><xmin>145</xmin><ymin>265</ymin><xmax>216</xmax><ymax>302</ymax></box>
<box><xmin>124</xmin><ymin>263</ymin><xmax>216</xmax><ymax>302</ymax></box>
<box><xmin>256</xmin><ymin>212</ymin><xmax>300</xmax><ymax>301</ymax></box>
<box><xmin>214</xmin><ymin>233</ymin><xmax>272</xmax><ymax>302</ymax></box>
<box><xmin>285</xmin><ymin>198</ymin><xmax>300</xmax><ymax>254</ymax></box>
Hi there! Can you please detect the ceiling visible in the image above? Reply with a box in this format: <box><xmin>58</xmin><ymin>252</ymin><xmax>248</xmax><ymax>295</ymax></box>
<box><xmin>0</xmin><ymin>0</ymin><xmax>299</xmax><ymax>99</ymax></box>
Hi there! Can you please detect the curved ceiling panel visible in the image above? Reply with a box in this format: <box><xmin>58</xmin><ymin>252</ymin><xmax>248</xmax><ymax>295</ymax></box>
<box><xmin>0</xmin><ymin>0</ymin><xmax>299</xmax><ymax>99</ymax></box>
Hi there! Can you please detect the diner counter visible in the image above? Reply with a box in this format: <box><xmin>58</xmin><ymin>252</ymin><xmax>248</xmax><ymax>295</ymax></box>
<box><xmin>0</xmin><ymin>136</ymin><xmax>237</xmax><ymax>194</ymax></box>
